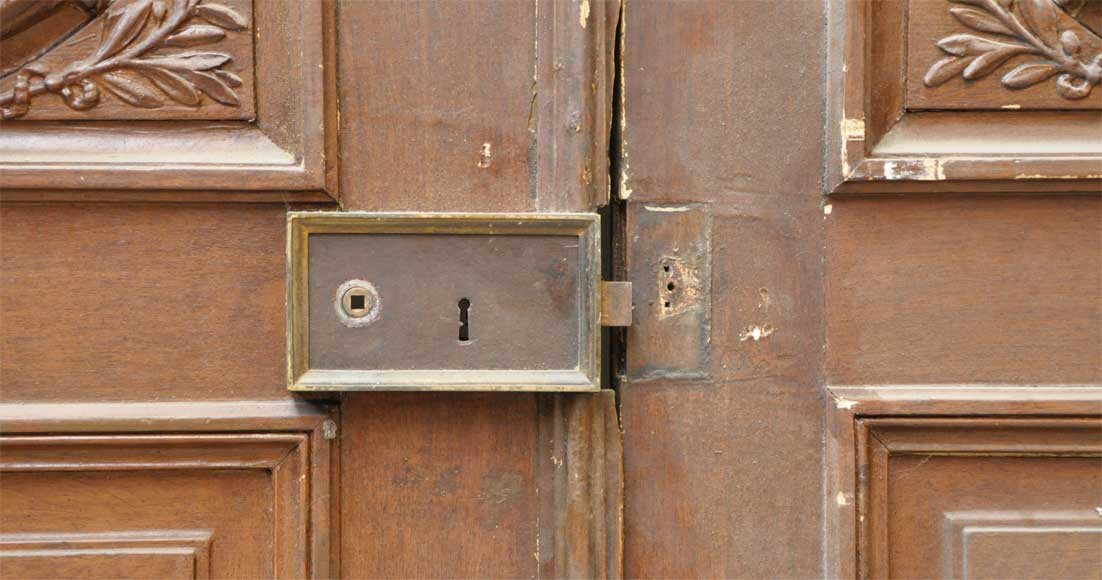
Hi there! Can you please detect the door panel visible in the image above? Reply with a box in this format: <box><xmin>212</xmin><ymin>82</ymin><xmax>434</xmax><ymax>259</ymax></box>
<box><xmin>827</xmin><ymin>195</ymin><xmax>1102</xmax><ymax>384</ymax></box>
<box><xmin>0</xmin><ymin>401</ymin><xmax>335</xmax><ymax>578</ymax></box>
<box><xmin>0</xmin><ymin>203</ymin><xmax>289</xmax><ymax>402</ymax></box>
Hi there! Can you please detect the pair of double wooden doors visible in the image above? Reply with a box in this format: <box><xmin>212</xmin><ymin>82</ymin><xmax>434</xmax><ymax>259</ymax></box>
<box><xmin>2</xmin><ymin>0</ymin><xmax>1100</xmax><ymax>578</ymax></box>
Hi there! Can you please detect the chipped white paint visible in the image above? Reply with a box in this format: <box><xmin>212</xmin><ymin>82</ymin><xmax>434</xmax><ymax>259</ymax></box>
<box><xmin>1001</xmin><ymin>104</ymin><xmax>1021</xmax><ymax>109</ymax></box>
<box><xmin>551</xmin><ymin>455</ymin><xmax>563</xmax><ymax>468</ymax></box>
<box><xmin>883</xmin><ymin>158</ymin><xmax>944</xmax><ymax>181</ymax></box>
<box><xmin>644</xmin><ymin>205</ymin><xmax>691</xmax><ymax>213</ymax></box>
<box><xmin>834</xmin><ymin>398</ymin><xmax>859</xmax><ymax>410</ymax></box>
<box><xmin>620</xmin><ymin>166</ymin><xmax>633</xmax><ymax>199</ymax></box>
<box><xmin>1015</xmin><ymin>173</ymin><xmax>1101</xmax><ymax>180</ymax></box>
<box><xmin>579</xmin><ymin>0</ymin><xmax>590</xmax><ymax>28</ymax></box>
<box><xmin>739</xmin><ymin>324</ymin><xmax>774</xmax><ymax>342</ymax></box>
<box><xmin>477</xmin><ymin>142</ymin><xmax>492</xmax><ymax>168</ymax></box>
<box><xmin>1095</xmin><ymin>506</ymin><xmax>1102</xmax><ymax>517</ymax></box>
<box><xmin>841</xmin><ymin>118</ymin><xmax>865</xmax><ymax>141</ymax></box>
<box><xmin>823</xmin><ymin>203</ymin><xmax>833</xmax><ymax>216</ymax></box>
<box><xmin>835</xmin><ymin>491</ymin><xmax>849</xmax><ymax>506</ymax></box>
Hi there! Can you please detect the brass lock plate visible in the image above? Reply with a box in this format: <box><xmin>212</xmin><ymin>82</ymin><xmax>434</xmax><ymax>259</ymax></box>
<box><xmin>287</xmin><ymin>212</ymin><xmax>601</xmax><ymax>392</ymax></box>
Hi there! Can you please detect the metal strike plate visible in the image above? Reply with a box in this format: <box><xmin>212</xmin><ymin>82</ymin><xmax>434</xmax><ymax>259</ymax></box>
<box><xmin>287</xmin><ymin>212</ymin><xmax>607</xmax><ymax>392</ymax></box>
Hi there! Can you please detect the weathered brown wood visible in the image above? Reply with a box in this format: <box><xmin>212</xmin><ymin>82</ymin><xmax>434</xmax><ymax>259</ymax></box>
<box><xmin>536</xmin><ymin>391</ymin><xmax>623</xmax><ymax>578</ymax></box>
<box><xmin>336</xmin><ymin>0</ymin><xmax>614</xmax><ymax>214</ymax></box>
<box><xmin>620</xmin><ymin>1</ymin><xmax>826</xmax><ymax>577</ymax></box>
<box><xmin>906</xmin><ymin>0</ymin><xmax>1102</xmax><ymax>110</ymax></box>
<box><xmin>0</xmin><ymin>0</ymin><xmax>256</xmax><ymax>120</ymax></box>
<box><xmin>0</xmin><ymin>203</ymin><xmax>292</xmax><ymax>402</ymax></box>
<box><xmin>827</xmin><ymin>195</ymin><xmax>1102</xmax><ymax>385</ymax></box>
<box><xmin>0</xmin><ymin>400</ymin><xmax>335</xmax><ymax>579</ymax></box>
<box><xmin>0</xmin><ymin>530</ymin><xmax>214</xmax><ymax>580</ymax></box>
<box><xmin>0</xmin><ymin>0</ymin><xmax>337</xmax><ymax>199</ymax></box>
<box><xmin>869</xmin><ymin>419</ymin><xmax>1102</xmax><ymax>579</ymax></box>
<box><xmin>825</xmin><ymin>385</ymin><xmax>1102</xmax><ymax>579</ymax></box>
<box><xmin>826</xmin><ymin>0</ymin><xmax>1102</xmax><ymax>192</ymax></box>
<box><xmin>338</xmin><ymin>393</ymin><xmax>539</xmax><ymax>578</ymax></box>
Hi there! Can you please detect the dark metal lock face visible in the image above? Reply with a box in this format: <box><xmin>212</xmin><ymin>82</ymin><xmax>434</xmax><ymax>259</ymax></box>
<box><xmin>287</xmin><ymin>213</ymin><xmax>600</xmax><ymax>392</ymax></box>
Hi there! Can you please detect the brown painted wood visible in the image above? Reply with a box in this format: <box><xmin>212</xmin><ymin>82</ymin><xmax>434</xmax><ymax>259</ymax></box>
<box><xmin>620</xmin><ymin>1</ymin><xmax>825</xmax><ymax>577</ymax></box>
<box><xmin>0</xmin><ymin>203</ymin><xmax>291</xmax><ymax>402</ymax></box>
<box><xmin>0</xmin><ymin>400</ymin><xmax>335</xmax><ymax>579</ymax></box>
<box><xmin>1</xmin><ymin>0</ymin><xmax>622</xmax><ymax>575</ymax></box>
<box><xmin>870</xmin><ymin>419</ymin><xmax>1102</xmax><ymax>579</ymax></box>
<box><xmin>825</xmin><ymin>385</ymin><xmax>1102</xmax><ymax>579</ymax></box>
<box><xmin>826</xmin><ymin>195</ymin><xmax>1102</xmax><ymax>385</ymax></box>
<box><xmin>336</xmin><ymin>0</ymin><xmax>614</xmax><ymax>214</ymax></box>
<box><xmin>826</xmin><ymin>0</ymin><xmax>1102</xmax><ymax>193</ymax></box>
<box><xmin>0</xmin><ymin>0</ymin><xmax>338</xmax><ymax>198</ymax></box>
<box><xmin>5</xmin><ymin>0</ymin><xmax>1100</xmax><ymax>577</ymax></box>
<box><xmin>0</xmin><ymin>0</ymin><xmax>257</xmax><ymax>120</ymax></box>
<box><xmin>905</xmin><ymin>0</ymin><xmax>1102</xmax><ymax>110</ymax></box>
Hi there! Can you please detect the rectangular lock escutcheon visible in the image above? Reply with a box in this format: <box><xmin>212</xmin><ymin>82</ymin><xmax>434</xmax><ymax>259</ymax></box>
<box><xmin>287</xmin><ymin>212</ymin><xmax>607</xmax><ymax>392</ymax></box>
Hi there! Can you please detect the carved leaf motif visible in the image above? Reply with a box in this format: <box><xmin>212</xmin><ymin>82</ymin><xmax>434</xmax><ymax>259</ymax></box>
<box><xmin>140</xmin><ymin>67</ymin><xmax>201</xmax><ymax>105</ymax></box>
<box><xmin>924</xmin><ymin>55</ymin><xmax>974</xmax><ymax>85</ymax></box>
<box><xmin>213</xmin><ymin>69</ymin><xmax>242</xmax><ymax>87</ymax></box>
<box><xmin>937</xmin><ymin>34</ymin><xmax>1028</xmax><ymax>55</ymax></box>
<box><xmin>99</xmin><ymin>71</ymin><xmax>163</xmax><ymax>108</ymax></box>
<box><xmin>0</xmin><ymin>0</ymin><xmax>250</xmax><ymax>118</ymax></box>
<box><xmin>1018</xmin><ymin>0</ymin><xmax>1061</xmax><ymax>43</ymax></box>
<box><xmin>963</xmin><ymin>46</ymin><xmax>1031</xmax><ymax>78</ymax></box>
<box><xmin>950</xmin><ymin>7</ymin><xmax>1016</xmax><ymax>35</ymax></box>
<box><xmin>1001</xmin><ymin>62</ymin><xmax>1061</xmax><ymax>87</ymax></box>
<box><xmin>136</xmin><ymin>51</ymin><xmax>232</xmax><ymax>71</ymax></box>
<box><xmin>94</xmin><ymin>0</ymin><xmax>153</xmax><ymax>61</ymax></box>
<box><xmin>163</xmin><ymin>24</ymin><xmax>226</xmax><ymax>47</ymax></box>
<box><xmin>924</xmin><ymin>0</ymin><xmax>1102</xmax><ymax>100</ymax></box>
<box><xmin>176</xmin><ymin>69</ymin><xmax>239</xmax><ymax>106</ymax></box>
<box><xmin>193</xmin><ymin>3</ymin><xmax>248</xmax><ymax>31</ymax></box>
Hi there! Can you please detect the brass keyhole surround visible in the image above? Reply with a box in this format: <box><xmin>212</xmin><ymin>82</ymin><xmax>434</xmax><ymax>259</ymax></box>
<box><xmin>335</xmin><ymin>279</ymin><xmax>380</xmax><ymax>327</ymax></box>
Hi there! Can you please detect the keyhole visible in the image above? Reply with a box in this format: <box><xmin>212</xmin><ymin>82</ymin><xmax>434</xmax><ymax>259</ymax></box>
<box><xmin>458</xmin><ymin>298</ymin><xmax>471</xmax><ymax>342</ymax></box>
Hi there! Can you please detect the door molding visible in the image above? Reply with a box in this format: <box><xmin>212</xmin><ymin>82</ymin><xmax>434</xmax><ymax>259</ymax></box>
<box><xmin>824</xmin><ymin>384</ymin><xmax>1102</xmax><ymax>579</ymax></box>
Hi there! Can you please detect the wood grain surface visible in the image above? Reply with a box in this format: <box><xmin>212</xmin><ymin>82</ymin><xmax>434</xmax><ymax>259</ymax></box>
<box><xmin>620</xmin><ymin>1</ymin><xmax>825</xmax><ymax>577</ymax></box>
<box><xmin>0</xmin><ymin>203</ymin><xmax>290</xmax><ymax>402</ymax></box>
<box><xmin>827</xmin><ymin>195</ymin><xmax>1102</xmax><ymax>385</ymax></box>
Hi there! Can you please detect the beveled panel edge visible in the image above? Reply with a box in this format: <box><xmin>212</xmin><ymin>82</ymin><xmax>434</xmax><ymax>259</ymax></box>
<box><xmin>827</xmin><ymin>383</ymin><xmax>1102</xmax><ymax>416</ymax></box>
<box><xmin>823</xmin><ymin>383</ymin><xmax>1102</xmax><ymax>580</ymax></box>
<box><xmin>286</xmin><ymin>211</ymin><xmax>602</xmax><ymax>393</ymax></box>
<box><xmin>825</xmin><ymin>0</ymin><xmax>1102</xmax><ymax>195</ymax></box>
<box><xmin>0</xmin><ymin>400</ymin><xmax>332</xmax><ymax>433</ymax></box>
<box><xmin>0</xmin><ymin>0</ymin><xmax>337</xmax><ymax>202</ymax></box>
<box><xmin>0</xmin><ymin>399</ymin><xmax>336</xmax><ymax>578</ymax></box>
<box><xmin>0</xmin><ymin>530</ymin><xmax>214</xmax><ymax>580</ymax></box>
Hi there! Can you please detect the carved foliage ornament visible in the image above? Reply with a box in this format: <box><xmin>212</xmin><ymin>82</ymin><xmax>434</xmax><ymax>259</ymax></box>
<box><xmin>0</xmin><ymin>0</ymin><xmax>248</xmax><ymax>119</ymax></box>
<box><xmin>924</xmin><ymin>0</ymin><xmax>1102</xmax><ymax>99</ymax></box>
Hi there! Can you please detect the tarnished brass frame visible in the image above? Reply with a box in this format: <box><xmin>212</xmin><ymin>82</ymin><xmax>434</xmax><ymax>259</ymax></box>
<box><xmin>287</xmin><ymin>212</ymin><xmax>602</xmax><ymax>392</ymax></box>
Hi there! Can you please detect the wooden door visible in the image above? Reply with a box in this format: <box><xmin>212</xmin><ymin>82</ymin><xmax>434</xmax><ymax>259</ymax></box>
<box><xmin>2</xmin><ymin>0</ymin><xmax>1100</xmax><ymax>579</ymax></box>
<box><xmin>1</xmin><ymin>0</ymin><xmax>620</xmax><ymax>578</ymax></box>
<box><xmin>618</xmin><ymin>1</ymin><xmax>1101</xmax><ymax>579</ymax></box>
